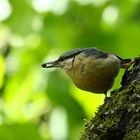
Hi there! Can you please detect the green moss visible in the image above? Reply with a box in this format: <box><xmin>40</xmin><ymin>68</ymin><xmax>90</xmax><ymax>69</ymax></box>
<box><xmin>81</xmin><ymin>82</ymin><xmax>140</xmax><ymax>140</ymax></box>
<box><xmin>124</xmin><ymin>130</ymin><xmax>140</xmax><ymax>140</ymax></box>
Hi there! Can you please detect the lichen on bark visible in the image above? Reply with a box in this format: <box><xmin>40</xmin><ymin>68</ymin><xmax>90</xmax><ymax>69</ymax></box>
<box><xmin>80</xmin><ymin>57</ymin><xmax>140</xmax><ymax>140</ymax></box>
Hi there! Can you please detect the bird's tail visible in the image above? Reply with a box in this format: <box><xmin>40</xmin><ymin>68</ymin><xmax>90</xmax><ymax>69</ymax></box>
<box><xmin>117</xmin><ymin>56</ymin><xmax>132</xmax><ymax>69</ymax></box>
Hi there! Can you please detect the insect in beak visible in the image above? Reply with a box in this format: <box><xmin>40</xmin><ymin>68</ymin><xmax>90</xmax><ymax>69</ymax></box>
<box><xmin>41</xmin><ymin>61</ymin><xmax>60</xmax><ymax>68</ymax></box>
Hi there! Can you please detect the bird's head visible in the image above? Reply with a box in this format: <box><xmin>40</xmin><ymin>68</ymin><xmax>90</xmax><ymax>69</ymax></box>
<box><xmin>41</xmin><ymin>57</ymin><xmax>74</xmax><ymax>72</ymax></box>
<box><xmin>41</xmin><ymin>49</ymin><xmax>84</xmax><ymax>72</ymax></box>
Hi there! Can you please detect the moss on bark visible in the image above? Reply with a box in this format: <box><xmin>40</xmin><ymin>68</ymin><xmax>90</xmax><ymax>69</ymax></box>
<box><xmin>80</xmin><ymin>57</ymin><xmax>140</xmax><ymax>140</ymax></box>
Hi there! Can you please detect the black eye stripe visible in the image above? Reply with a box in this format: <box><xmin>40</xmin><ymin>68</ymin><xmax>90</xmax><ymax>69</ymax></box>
<box><xmin>58</xmin><ymin>51</ymin><xmax>82</xmax><ymax>62</ymax></box>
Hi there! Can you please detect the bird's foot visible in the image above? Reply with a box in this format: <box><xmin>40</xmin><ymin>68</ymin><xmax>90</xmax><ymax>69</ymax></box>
<box><xmin>104</xmin><ymin>92</ymin><xmax>110</xmax><ymax>102</ymax></box>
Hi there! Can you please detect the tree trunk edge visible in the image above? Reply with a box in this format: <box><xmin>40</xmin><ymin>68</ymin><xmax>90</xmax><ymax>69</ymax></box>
<box><xmin>80</xmin><ymin>57</ymin><xmax>140</xmax><ymax>140</ymax></box>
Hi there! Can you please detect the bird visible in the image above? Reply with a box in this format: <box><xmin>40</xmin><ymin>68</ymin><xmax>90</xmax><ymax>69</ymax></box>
<box><xmin>42</xmin><ymin>48</ymin><xmax>132</xmax><ymax>98</ymax></box>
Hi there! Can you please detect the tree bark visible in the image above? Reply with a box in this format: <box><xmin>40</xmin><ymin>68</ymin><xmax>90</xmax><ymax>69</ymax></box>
<box><xmin>80</xmin><ymin>57</ymin><xmax>140</xmax><ymax>140</ymax></box>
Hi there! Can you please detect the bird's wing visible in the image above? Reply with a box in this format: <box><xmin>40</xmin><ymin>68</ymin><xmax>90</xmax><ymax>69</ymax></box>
<box><xmin>58</xmin><ymin>48</ymin><xmax>108</xmax><ymax>61</ymax></box>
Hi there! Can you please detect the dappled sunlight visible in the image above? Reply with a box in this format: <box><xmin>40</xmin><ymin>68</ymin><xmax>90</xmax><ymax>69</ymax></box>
<box><xmin>0</xmin><ymin>0</ymin><xmax>12</xmax><ymax>21</ymax></box>
<box><xmin>102</xmin><ymin>5</ymin><xmax>119</xmax><ymax>25</ymax></box>
<box><xmin>32</xmin><ymin>0</ymin><xmax>69</xmax><ymax>15</ymax></box>
<box><xmin>0</xmin><ymin>0</ymin><xmax>140</xmax><ymax>139</ymax></box>
<box><xmin>0</xmin><ymin>56</ymin><xmax>5</xmax><ymax>88</ymax></box>
<box><xmin>49</xmin><ymin>107</ymin><xmax>68</xmax><ymax>140</ymax></box>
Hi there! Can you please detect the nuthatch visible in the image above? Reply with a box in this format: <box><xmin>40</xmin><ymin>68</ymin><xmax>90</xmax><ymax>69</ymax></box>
<box><xmin>42</xmin><ymin>48</ymin><xmax>131</xmax><ymax>97</ymax></box>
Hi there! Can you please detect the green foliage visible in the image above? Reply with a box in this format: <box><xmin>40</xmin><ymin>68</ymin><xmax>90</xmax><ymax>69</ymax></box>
<box><xmin>0</xmin><ymin>0</ymin><xmax>140</xmax><ymax>139</ymax></box>
<box><xmin>0</xmin><ymin>123</ymin><xmax>42</xmax><ymax>140</ymax></box>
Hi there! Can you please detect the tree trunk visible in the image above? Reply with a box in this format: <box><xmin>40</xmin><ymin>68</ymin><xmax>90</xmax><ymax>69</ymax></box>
<box><xmin>80</xmin><ymin>57</ymin><xmax>140</xmax><ymax>140</ymax></box>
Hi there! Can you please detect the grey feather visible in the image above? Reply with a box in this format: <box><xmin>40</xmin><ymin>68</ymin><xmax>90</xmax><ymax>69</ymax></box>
<box><xmin>58</xmin><ymin>48</ymin><xmax>108</xmax><ymax>61</ymax></box>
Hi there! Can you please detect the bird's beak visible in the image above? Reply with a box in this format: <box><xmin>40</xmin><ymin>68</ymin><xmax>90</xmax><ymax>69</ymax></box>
<box><xmin>41</xmin><ymin>61</ymin><xmax>60</xmax><ymax>68</ymax></box>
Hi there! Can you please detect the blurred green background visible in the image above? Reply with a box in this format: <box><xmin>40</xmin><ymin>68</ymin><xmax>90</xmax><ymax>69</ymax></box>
<box><xmin>0</xmin><ymin>0</ymin><xmax>140</xmax><ymax>140</ymax></box>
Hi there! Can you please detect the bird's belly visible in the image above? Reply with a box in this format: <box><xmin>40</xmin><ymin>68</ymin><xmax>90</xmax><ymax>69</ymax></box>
<box><xmin>66</xmin><ymin>54</ymin><xmax>120</xmax><ymax>93</ymax></box>
<box><xmin>72</xmin><ymin>74</ymin><xmax>114</xmax><ymax>93</ymax></box>
<box><xmin>70</xmin><ymin>62</ymin><xmax>119</xmax><ymax>93</ymax></box>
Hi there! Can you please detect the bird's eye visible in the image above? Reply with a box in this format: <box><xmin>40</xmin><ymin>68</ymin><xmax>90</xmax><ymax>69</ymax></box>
<box><xmin>58</xmin><ymin>57</ymin><xmax>64</xmax><ymax>62</ymax></box>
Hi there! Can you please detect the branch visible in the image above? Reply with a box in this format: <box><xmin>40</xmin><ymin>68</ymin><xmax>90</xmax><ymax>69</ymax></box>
<box><xmin>81</xmin><ymin>57</ymin><xmax>140</xmax><ymax>140</ymax></box>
